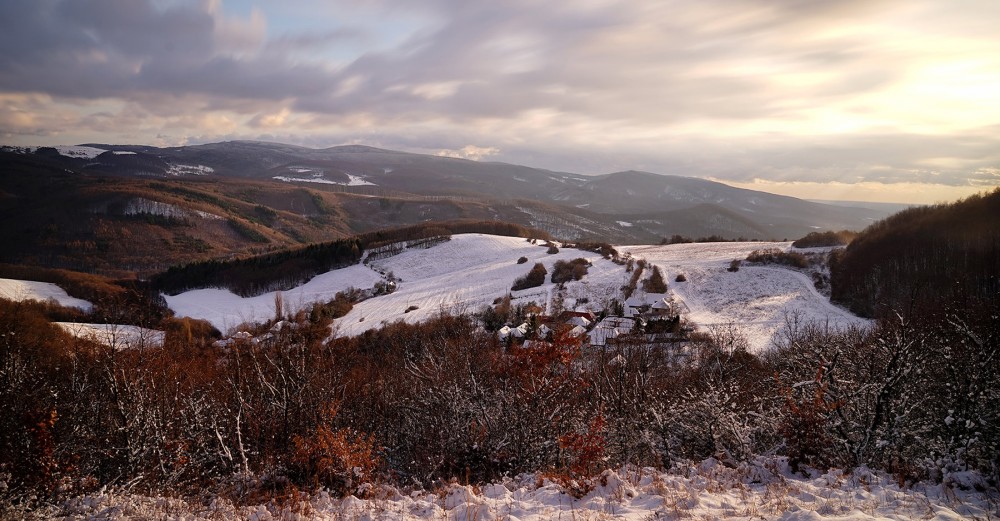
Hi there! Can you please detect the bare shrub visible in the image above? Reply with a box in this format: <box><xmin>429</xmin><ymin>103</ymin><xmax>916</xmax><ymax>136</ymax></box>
<box><xmin>642</xmin><ymin>265</ymin><xmax>668</xmax><ymax>293</ymax></box>
<box><xmin>551</xmin><ymin>258</ymin><xmax>589</xmax><ymax>284</ymax></box>
<box><xmin>291</xmin><ymin>404</ymin><xmax>381</xmax><ymax>496</ymax></box>
<box><xmin>746</xmin><ymin>249</ymin><xmax>809</xmax><ymax>269</ymax></box>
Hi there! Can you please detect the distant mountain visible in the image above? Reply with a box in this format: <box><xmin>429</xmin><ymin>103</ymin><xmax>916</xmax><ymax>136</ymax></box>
<box><xmin>0</xmin><ymin>141</ymin><xmax>897</xmax><ymax>275</ymax></box>
<box><xmin>64</xmin><ymin>141</ymin><xmax>886</xmax><ymax>227</ymax></box>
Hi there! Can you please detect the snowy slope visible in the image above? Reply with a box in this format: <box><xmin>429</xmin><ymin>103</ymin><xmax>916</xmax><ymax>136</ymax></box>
<box><xmin>46</xmin><ymin>460</ymin><xmax>996</xmax><ymax>520</ymax></box>
<box><xmin>623</xmin><ymin>242</ymin><xmax>871</xmax><ymax>351</ymax></box>
<box><xmin>0</xmin><ymin>278</ymin><xmax>93</xmax><ymax>311</ymax></box>
<box><xmin>338</xmin><ymin>234</ymin><xmax>625</xmax><ymax>336</ymax></box>
<box><xmin>165</xmin><ymin>234</ymin><xmax>627</xmax><ymax>335</ymax></box>
<box><xmin>163</xmin><ymin>236</ymin><xmax>870</xmax><ymax>346</ymax></box>
<box><xmin>164</xmin><ymin>265</ymin><xmax>385</xmax><ymax>332</ymax></box>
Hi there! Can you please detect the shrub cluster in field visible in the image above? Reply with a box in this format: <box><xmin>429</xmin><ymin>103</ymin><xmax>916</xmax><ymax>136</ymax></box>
<box><xmin>550</xmin><ymin>258</ymin><xmax>589</xmax><ymax>284</ymax></box>
<box><xmin>622</xmin><ymin>258</ymin><xmax>646</xmax><ymax>299</ymax></box>
<box><xmin>745</xmin><ymin>248</ymin><xmax>810</xmax><ymax>269</ymax></box>
<box><xmin>1</xmin><ymin>292</ymin><xmax>997</xmax><ymax>511</ymax></box>
<box><xmin>512</xmin><ymin>263</ymin><xmax>547</xmax><ymax>291</ymax></box>
<box><xmin>792</xmin><ymin>230</ymin><xmax>857</xmax><ymax>248</ymax></box>
<box><xmin>641</xmin><ymin>265</ymin><xmax>668</xmax><ymax>293</ymax></box>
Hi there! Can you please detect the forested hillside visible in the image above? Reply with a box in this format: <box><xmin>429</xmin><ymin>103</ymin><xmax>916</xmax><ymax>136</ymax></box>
<box><xmin>830</xmin><ymin>188</ymin><xmax>1000</xmax><ymax>318</ymax></box>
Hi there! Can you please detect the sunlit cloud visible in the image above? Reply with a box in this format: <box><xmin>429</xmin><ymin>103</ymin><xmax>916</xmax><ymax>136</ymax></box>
<box><xmin>436</xmin><ymin>145</ymin><xmax>500</xmax><ymax>161</ymax></box>
<box><xmin>716</xmin><ymin>178</ymin><xmax>989</xmax><ymax>205</ymax></box>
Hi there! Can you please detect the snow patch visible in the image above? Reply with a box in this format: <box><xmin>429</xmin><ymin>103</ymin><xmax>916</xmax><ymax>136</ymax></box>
<box><xmin>273</xmin><ymin>173</ymin><xmax>376</xmax><ymax>186</ymax></box>
<box><xmin>55</xmin><ymin>145</ymin><xmax>106</xmax><ymax>158</ymax></box>
<box><xmin>622</xmin><ymin>242</ymin><xmax>871</xmax><ymax>351</ymax></box>
<box><xmin>56</xmin><ymin>322</ymin><xmax>164</xmax><ymax>350</ymax></box>
<box><xmin>165</xmin><ymin>265</ymin><xmax>385</xmax><ymax>332</ymax></box>
<box><xmin>0</xmin><ymin>278</ymin><xmax>93</xmax><ymax>311</ymax></box>
<box><xmin>168</xmin><ymin>163</ymin><xmax>215</xmax><ymax>176</ymax></box>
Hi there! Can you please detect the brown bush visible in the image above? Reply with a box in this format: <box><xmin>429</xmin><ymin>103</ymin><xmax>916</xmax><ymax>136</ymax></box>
<box><xmin>551</xmin><ymin>258</ymin><xmax>589</xmax><ymax>284</ymax></box>
<box><xmin>291</xmin><ymin>404</ymin><xmax>381</xmax><ymax>496</ymax></box>
<box><xmin>512</xmin><ymin>263</ymin><xmax>547</xmax><ymax>291</ymax></box>
<box><xmin>642</xmin><ymin>265</ymin><xmax>667</xmax><ymax>293</ymax></box>
<box><xmin>745</xmin><ymin>249</ymin><xmax>809</xmax><ymax>269</ymax></box>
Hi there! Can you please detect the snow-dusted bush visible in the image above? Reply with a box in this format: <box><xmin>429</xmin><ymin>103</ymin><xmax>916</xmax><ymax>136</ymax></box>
<box><xmin>511</xmin><ymin>263</ymin><xmax>547</xmax><ymax>291</ymax></box>
<box><xmin>642</xmin><ymin>265</ymin><xmax>668</xmax><ymax>293</ymax></box>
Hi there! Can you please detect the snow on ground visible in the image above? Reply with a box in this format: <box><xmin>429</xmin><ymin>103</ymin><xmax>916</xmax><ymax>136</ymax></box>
<box><xmin>272</xmin><ymin>173</ymin><xmax>376</xmax><ymax>186</ymax></box>
<box><xmin>163</xmin><ymin>236</ymin><xmax>868</xmax><ymax>346</ymax></box>
<box><xmin>54</xmin><ymin>145</ymin><xmax>106</xmax><ymax>158</ymax></box>
<box><xmin>165</xmin><ymin>265</ymin><xmax>385</xmax><ymax>332</ymax></box>
<box><xmin>0</xmin><ymin>278</ymin><xmax>93</xmax><ymax>311</ymax></box>
<box><xmin>163</xmin><ymin>234</ymin><xmax>627</xmax><ymax>336</ymax></box>
<box><xmin>44</xmin><ymin>460</ymin><xmax>998</xmax><ymax>520</ymax></box>
<box><xmin>56</xmin><ymin>323</ymin><xmax>164</xmax><ymax>349</ymax></box>
<box><xmin>121</xmin><ymin>197</ymin><xmax>223</xmax><ymax>220</ymax></box>
<box><xmin>335</xmin><ymin>234</ymin><xmax>626</xmax><ymax>336</ymax></box>
<box><xmin>623</xmin><ymin>242</ymin><xmax>871</xmax><ymax>351</ymax></box>
<box><xmin>167</xmin><ymin>163</ymin><xmax>215</xmax><ymax>176</ymax></box>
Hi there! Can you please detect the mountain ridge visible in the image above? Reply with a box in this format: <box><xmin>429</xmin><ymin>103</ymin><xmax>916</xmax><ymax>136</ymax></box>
<box><xmin>0</xmin><ymin>141</ymin><xmax>897</xmax><ymax>275</ymax></box>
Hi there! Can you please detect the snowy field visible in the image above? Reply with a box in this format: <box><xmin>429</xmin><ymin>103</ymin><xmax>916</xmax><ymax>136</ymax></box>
<box><xmin>0</xmin><ymin>278</ymin><xmax>93</xmax><ymax>311</ymax></box>
<box><xmin>165</xmin><ymin>234</ymin><xmax>626</xmax><ymax>335</ymax></box>
<box><xmin>48</xmin><ymin>145</ymin><xmax>107</xmax><ymax>159</ymax></box>
<box><xmin>623</xmin><ymin>242</ymin><xmax>871</xmax><ymax>351</ymax></box>
<box><xmin>335</xmin><ymin>235</ymin><xmax>625</xmax><ymax>336</ymax></box>
<box><xmin>164</xmin><ymin>265</ymin><xmax>385</xmax><ymax>332</ymax></box>
<box><xmin>56</xmin><ymin>322</ymin><xmax>165</xmax><ymax>350</ymax></box>
<box><xmin>164</xmin><ymin>235</ymin><xmax>870</xmax><ymax>346</ymax></box>
<box><xmin>43</xmin><ymin>460</ymin><xmax>997</xmax><ymax>520</ymax></box>
<box><xmin>273</xmin><ymin>173</ymin><xmax>376</xmax><ymax>186</ymax></box>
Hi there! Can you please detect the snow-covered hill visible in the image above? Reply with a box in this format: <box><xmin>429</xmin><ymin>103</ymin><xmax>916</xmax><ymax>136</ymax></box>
<box><xmin>165</xmin><ymin>234</ymin><xmax>627</xmax><ymax>334</ymax></box>
<box><xmin>623</xmin><ymin>242</ymin><xmax>871</xmax><ymax>351</ymax></box>
<box><xmin>164</xmin><ymin>264</ymin><xmax>385</xmax><ymax>332</ymax></box>
<box><xmin>164</xmin><ymin>234</ymin><xmax>869</xmax><ymax>351</ymax></box>
<box><xmin>336</xmin><ymin>234</ymin><xmax>625</xmax><ymax>336</ymax></box>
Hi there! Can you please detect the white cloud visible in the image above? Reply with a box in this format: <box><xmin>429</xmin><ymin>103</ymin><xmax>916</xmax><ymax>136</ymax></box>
<box><xmin>436</xmin><ymin>145</ymin><xmax>500</xmax><ymax>161</ymax></box>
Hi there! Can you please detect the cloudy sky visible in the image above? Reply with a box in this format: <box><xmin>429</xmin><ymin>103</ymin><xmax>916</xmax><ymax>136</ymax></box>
<box><xmin>2</xmin><ymin>0</ymin><xmax>999</xmax><ymax>203</ymax></box>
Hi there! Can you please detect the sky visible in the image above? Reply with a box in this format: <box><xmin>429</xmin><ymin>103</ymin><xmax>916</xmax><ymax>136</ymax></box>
<box><xmin>1</xmin><ymin>0</ymin><xmax>999</xmax><ymax>204</ymax></box>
